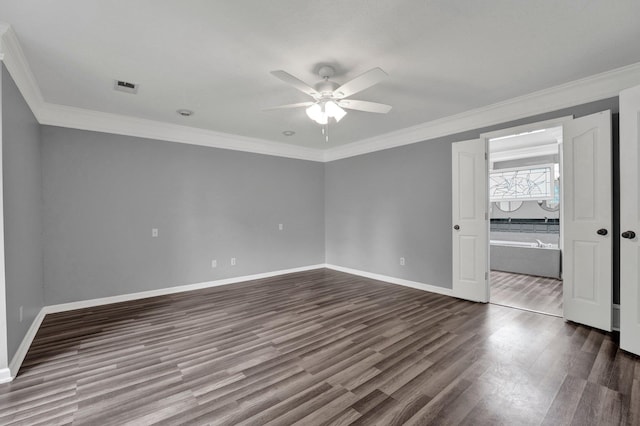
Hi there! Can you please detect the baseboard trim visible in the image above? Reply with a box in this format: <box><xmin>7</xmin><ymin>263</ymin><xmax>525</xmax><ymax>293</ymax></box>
<box><xmin>45</xmin><ymin>264</ymin><xmax>326</xmax><ymax>314</ymax></box>
<box><xmin>0</xmin><ymin>368</ymin><xmax>11</xmax><ymax>384</ymax></box>
<box><xmin>8</xmin><ymin>308</ymin><xmax>47</xmax><ymax>379</ymax></box>
<box><xmin>2</xmin><ymin>264</ymin><xmax>325</xmax><ymax>382</ymax></box>
<box><xmin>325</xmin><ymin>264</ymin><xmax>454</xmax><ymax>297</ymax></box>
<box><xmin>5</xmin><ymin>264</ymin><xmax>454</xmax><ymax>382</ymax></box>
<box><xmin>2</xmin><ymin>265</ymin><xmax>622</xmax><ymax>383</ymax></box>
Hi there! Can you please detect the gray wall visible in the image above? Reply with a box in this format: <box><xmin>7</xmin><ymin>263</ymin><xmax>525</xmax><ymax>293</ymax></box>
<box><xmin>2</xmin><ymin>79</ymin><xmax>622</xmax><ymax>312</ymax></box>
<box><xmin>325</xmin><ymin>140</ymin><xmax>452</xmax><ymax>286</ymax></box>
<box><xmin>2</xmin><ymin>65</ymin><xmax>44</xmax><ymax>361</ymax></box>
<box><xmin>325</xmin><ymin>97</ymin><xmax>619</xmax><ymax>296</ymax></box>
<box><xmin>41</xmin><ymin>127</ymin><xmax>325</xmax><ymax>305</ymax></box>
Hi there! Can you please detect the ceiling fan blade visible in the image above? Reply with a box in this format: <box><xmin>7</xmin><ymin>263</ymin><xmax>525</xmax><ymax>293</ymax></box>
<box><xmin>263</xmin><ymin>102</ymin><xmax>314</xmax><ymax>111</ymax></box>
<box><xmin>333</xmin><ymin>68</ymin><xmax>388</xmax><ymax>98</ymax></box>
<box><xmin>270</xmin><ymin>70</ymin><xmax>319</xmax><ymax>98</ymax></box>
<box><xmin>337</xmin><ymin>99</ymin><xmax>392</xmax><ymax>114</ymax></box>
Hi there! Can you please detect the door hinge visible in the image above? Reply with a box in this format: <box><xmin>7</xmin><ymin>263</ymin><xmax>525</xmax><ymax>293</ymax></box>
<box><xmin>485</xmin><ymin>152</ymin><xmax>488</xmax><ymax>160</ymax></box>
<box><xmin>485</xmin><ymin>271</ymin><xmax>489</xmax><ymax>281</ymax></box>
<box><xmin>485</xmin><ymin>212</ymin><xmax>488</xmax><ymax>220</ymax></box>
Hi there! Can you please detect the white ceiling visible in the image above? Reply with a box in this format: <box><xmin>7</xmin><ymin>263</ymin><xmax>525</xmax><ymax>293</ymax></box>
<box><xmin>2</xmin><ymin>1</ymin><xmax>640</xmax><ymax>150</ymax></box>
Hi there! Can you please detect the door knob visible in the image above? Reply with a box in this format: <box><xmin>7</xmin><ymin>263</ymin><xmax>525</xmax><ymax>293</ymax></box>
<box><xmin>453</xmin><ymin>225</ymin><xmax>460</xmax><ymax>230</ymax></box>
<box><xmin>596</xmin><ymin>228</ymin><xmax>608</xmax><ymax>236</ymax></box>
<box><xmin>622</xmin><ymin>231</ymin><xmax>636</xmax><ymax>239</ymax></box>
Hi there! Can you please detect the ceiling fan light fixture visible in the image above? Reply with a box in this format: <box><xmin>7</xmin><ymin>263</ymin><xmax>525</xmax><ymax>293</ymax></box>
<box><xmin>306</xmin><ymin>103</ymin><xmax>327</xmax><ymax>124</ymax></box>
<box><xmin>325</xmin><ymin>100</ymin><xmax>346</xmax><ymax>122</ymax></box>
<box><xmin>269</xmin><ymin>65</ymin><xmax>390</xmax><ymax>136</ymax></box>
<box><xmin>306</xmin><ymin>101</ymin><xmax>346</xmax><ymax>125</ymax></box>
<box><xmin>306</xmin><ymin>103</ymin><xmax>328</xmax><ymax>124</ymax></box>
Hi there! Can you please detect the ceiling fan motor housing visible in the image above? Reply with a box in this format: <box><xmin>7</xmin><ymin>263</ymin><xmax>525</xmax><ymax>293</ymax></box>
<box><xmin>317</xmin><ymin>65</ymin><xmax>335</xmax><ymax>79</ymax></box>
<box><xmin>314</xmin><ymin>80</ymin><xmax>339</xmax><ymax>96</ymax></box>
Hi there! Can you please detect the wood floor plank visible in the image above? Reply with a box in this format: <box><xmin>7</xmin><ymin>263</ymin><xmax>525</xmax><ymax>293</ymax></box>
<box><xmin>404</xmin><ymin>378</ymin><xmax>474</xmax><ymax>425</ymax></box>
<box><xmin>630</xmin><ymin>376</ymin><xmax>640</xmax><ymax>426</ymax></box>
<box><xmin>236</xmin><ymin>382</ymin><xmax>333</xmax><ymax>426</ymax></box>
<box><xmin>319</xmin><ymin>407</ymin><xmax>361</xmax><ymax>426</ymax></box>
<box><xmin>0</xmin><ymin>268</ymin><xmax>638</xmax><ymax>425</ymax></box>
<box><xmin>571</xmin><ymin>381</ymin><xmax>615</xmax><ymax>426</ymax></box>
<box><xmin>541</xmin><ymin>375</ymin><xmax>588</xmax><ymax>425</ymax></box>
<box><xmin>491</xmin><ymin>270</ymin><xmax>562</xmax><ymax>316</ymax></box>
<box><xmin>346</xmin><ymin>391</ymin><xmax>400</xmax><ymax>425</ymax></box>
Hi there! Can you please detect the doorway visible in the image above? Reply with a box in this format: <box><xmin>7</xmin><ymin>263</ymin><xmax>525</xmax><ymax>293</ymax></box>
<box><xmin>452</xmin><ymin>111</ymin><xmax>611</xmax><ymax>329</ymax></box>
<box><xmin>487</xmin><ymin>126</ymin><xmax>563</xmax><ymax>316</ymax></box>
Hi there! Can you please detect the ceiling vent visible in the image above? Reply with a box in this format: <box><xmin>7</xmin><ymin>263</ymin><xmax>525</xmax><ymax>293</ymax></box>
<box><xmin>114</xmin><ymin>80</ymin><xmax>139</xmax><ymax>94</ymax></box>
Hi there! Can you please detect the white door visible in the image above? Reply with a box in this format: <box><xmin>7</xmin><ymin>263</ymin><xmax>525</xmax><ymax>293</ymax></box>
<box><xmin>562</xmin><ymin>111</ymin><xmax>612</xmax><ymax>331</ymax></box>
<box><xmin>452</xmin><ymin>139</ymin><xmax>488</xmax><ymax>302</ymax></box>
<box><xmin>620</xmin><ymin>86</ymin><xmax>640</xmax><ymax>356</ymax></box>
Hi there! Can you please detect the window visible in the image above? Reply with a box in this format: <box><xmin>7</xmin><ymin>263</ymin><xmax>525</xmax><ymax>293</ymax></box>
<box><xmin>489</xmin><ymin>164</ymin><xmax>554</xmax><ymax>201</ymax></box>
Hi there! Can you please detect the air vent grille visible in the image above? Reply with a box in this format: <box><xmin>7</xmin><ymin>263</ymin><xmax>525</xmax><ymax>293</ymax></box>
<box><xmin>114</xmin><ymin>80</ymin><xmax>138</xmax><ymax>94</ymax></box>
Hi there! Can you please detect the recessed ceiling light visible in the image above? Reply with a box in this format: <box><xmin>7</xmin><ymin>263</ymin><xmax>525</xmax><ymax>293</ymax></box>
<box><xmin>177</xmin><ymin>109</ymin><xmax>194</xmax><ymax>117</ymax></box>
<box><xmin>282</xmin><ymin>130</ymin><xmax>296</xmax><ymax>136</ymax></box>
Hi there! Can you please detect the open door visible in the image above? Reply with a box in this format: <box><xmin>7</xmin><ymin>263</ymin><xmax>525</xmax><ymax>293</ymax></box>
<box><xmin>452</xmin><ymin>139</ymin><xmax>488</xmax><ymax>302</ymax></box>
<box><xmin>620</xmin><ymin>86</ymin><xmax>640</xmax><ymax>356</ymax></box>
<box><xmin>562</xmin><ymin>111</ymin><xmax>612</xmax><ymax>331</ymax></box>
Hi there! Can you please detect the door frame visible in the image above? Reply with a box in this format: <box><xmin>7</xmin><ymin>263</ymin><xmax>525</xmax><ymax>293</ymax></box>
<box><xmin>479</xmin><ymin>116</ymin><xmax>573</xmax><ymax>304</ymax></box>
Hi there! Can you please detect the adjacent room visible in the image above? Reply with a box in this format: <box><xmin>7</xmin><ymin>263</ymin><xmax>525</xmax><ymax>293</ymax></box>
<box><xmin>488</xmin><ymin>127</ymin><xmax>563</xmax><ymax>316</ymax></box>
<box><xmin>1</xmin><ymin>2</ymin><xmax>640</xmax><ymax>425</ymax></box>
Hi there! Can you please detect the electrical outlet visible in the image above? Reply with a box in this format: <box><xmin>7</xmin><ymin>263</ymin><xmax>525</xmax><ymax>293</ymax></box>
<box><xmin>400</xmin><ymin>257</ymin><xmax>405</xmax><ymax>266</ymax></box>
<box><xmin>19</xmin><ymin>306</ymin><xmax>23</xmax><ymax>323</ymax></box>
<box><xmin>152</xmin><ymin>228</ymin><xmax>159</xmax><ymax>237</ymax></box>
<box><xmin>278</xmin><ymin>223</ymin><xmax>284</xmax><ymax>231</ymax></box>
<box><xmin>211</xmin><ymin>259</ymin><xmax>217</xmax><ymax>268</ymax></box>
<box><xmin>231</xmin><ymin>257</ymin><xmax>236</xmax><ymax>266</ymax></box>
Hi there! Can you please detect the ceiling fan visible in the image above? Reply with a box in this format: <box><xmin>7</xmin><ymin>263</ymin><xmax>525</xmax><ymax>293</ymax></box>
<box><xmin>265</xmin><ymin>65</ymin><xmax>392</xmax><ymax>140</ymax></box>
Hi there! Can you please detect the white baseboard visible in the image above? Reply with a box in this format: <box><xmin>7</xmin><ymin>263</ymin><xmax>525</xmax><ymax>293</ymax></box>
<box><xmin>0</xmin><ymin>368</ymin><xmax>11</xmax><ymax>384</ymax></box>
<box><xmin>3</xmin><ymin>264</ymin><xmax>622</xmax><ymax>383</ymax></box>
<box><xmin>6</xmin><ymin>263</ymin><xmax>450</xmax><ymax>381</ymax></box>
<box><xmin>8</xmin><ymin>308</ymin><xmax>47</xmax><ymax>379</ymax></box>
<box><xmin>325</xmin><ymin>264</ymin><xmax>454</xmax><ymax>297</ymax></box>
<box><xmin>3</xmin><ymin>264</ymin><xmax>325</xmax><ymax>382</ymax></box>
<box><xmin>44</xmin><ymin>264</ymin><xmax>326</xmax><ymax>314</ymax></box>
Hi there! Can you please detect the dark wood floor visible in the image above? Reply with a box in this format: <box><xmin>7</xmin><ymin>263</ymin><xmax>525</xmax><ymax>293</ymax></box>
<box><xmin>490</xmin><ymin>270</ymin><xmax>563</xmax><ymax>317</ymax></box>
<box><xmin>0</xmin><ymin>269</ymin><xmax>637</xmax><ymax>425</ymax></box>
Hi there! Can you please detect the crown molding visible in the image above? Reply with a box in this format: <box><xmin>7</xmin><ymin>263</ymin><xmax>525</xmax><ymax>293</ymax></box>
<box><xmin>38</xmin><ymin>103</ymin><xmax>325</xmax><ymax>161</ymax></box>
<box><xmin>2</xmin><ymin>22</ymin><xmax>640</xmax><ymax>164</ymax></box>
<box><xmin>0</xmin><ymin>23</ymin><xmax>47</xmax><ymax>121</ymax></box>
<box><xmin>0</xmin><ymin>23</ymin><xmax>324</xmax><ymax>162</ymax></box>
<box><xmin>479</xmin><ymin>115</ymin><xmax>571</xmax><ymax>141</ymax></box>
<box><xmin>323</xmin><ymin>62</ymin><xmax>640</xmax><ymax>162</ymax></box>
